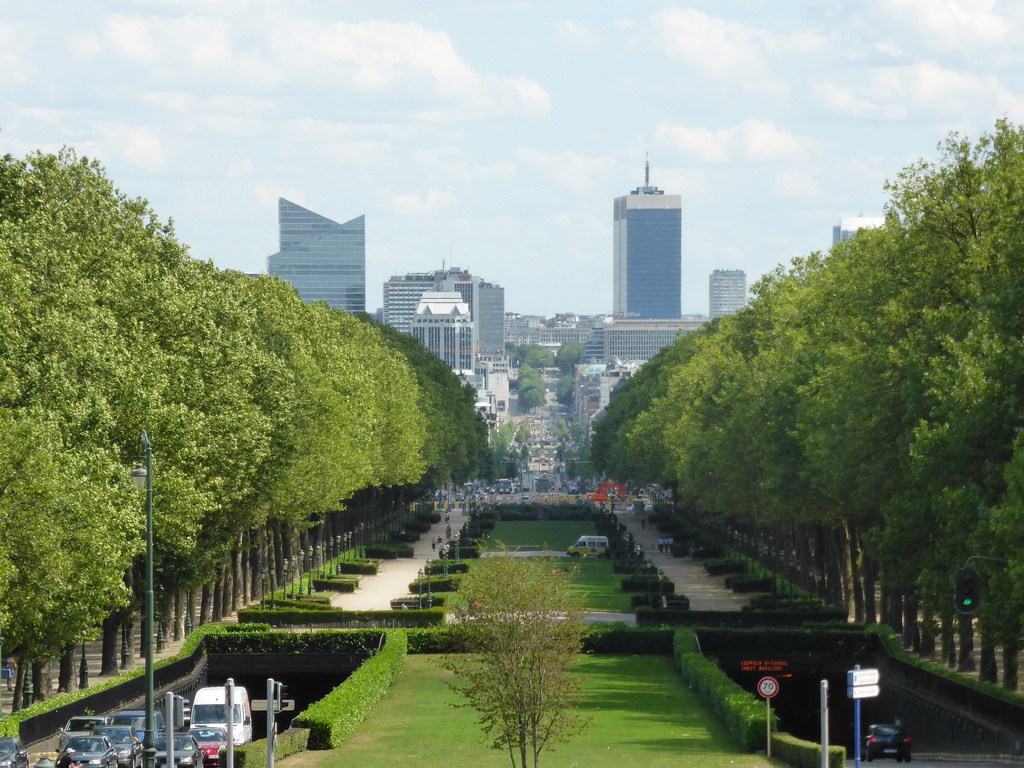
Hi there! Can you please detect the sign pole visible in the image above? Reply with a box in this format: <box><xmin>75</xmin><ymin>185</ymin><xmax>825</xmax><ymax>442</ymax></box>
<box><xmin>820</xmin><ymin>679</ymin><xmax>829</xmax><ymax>768</ymax></box>
<box><xmin>767</xmin><ymin>696</ymin><xmax>772</xmax><ymax>757</ymax></box>
<box><xmin>854</xmin><ymin>664</ymin><xmax>862</xmax><ymax>768</ymax></box>
<box><xmin>756</xmin><ymin>676</ymin><xmax>779</xmax><ymax>757</ymax></box>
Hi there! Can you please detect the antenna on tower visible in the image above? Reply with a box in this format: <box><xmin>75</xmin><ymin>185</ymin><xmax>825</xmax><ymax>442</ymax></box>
<box><xmin>645</xmin><ymin>153</ymin><xmax>650</xmax><ymax>186</ymax></box>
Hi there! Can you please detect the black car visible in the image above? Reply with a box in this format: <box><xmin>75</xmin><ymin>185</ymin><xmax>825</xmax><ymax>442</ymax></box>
<box><xmin>93</xmin><ymin>725</ymin><xmax>143</xmax><ymax>768</ymax></box>
<box><xmin>57</xmin><ymin>735</ymin><xmax>119</xmax><ymax>768</ymax></box>
<box><xmin>0</xmin><ymin>737</ymin><xmax>29</xmax><ymax>768</ymax></box>
<box><xmin>154</xmin><ymin>734</ymin><xmax>203</xmax><ymax>768</ymax></box>
<box><xmin>865</xmin><ymin>723</ymin><xmax>912</xmax><ymax>762</ymax></box>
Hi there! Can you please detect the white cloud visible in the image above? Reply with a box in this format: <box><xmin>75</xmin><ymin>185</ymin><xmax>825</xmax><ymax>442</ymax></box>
<box><xmin>654</xmin><ymin>119</ymin><xmax>816</xmax><ymax>165</ymax></box>
<box><xmin>515</xmin><ymin>148</ymin><xmax>618</xmax><ymax>195</ymax></box>
<box><xmin>551</xmin><ymin>19</ymin><xmax>603</xmax><ymax>52</ymax></box>
<box><xmin>393</xmin><ymin>188</ymin><xmax>457</xmax><ymax>215</ymax></box>
<box><xmin>95</xmin><ymin>123</ymin><xmax>167</xmax><ymax>171</ymax></box>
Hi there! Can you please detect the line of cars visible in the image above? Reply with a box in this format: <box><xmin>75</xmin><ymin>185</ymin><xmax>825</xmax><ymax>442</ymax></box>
<box><xmin>56</xmin><ymin>697</ymin><xmax>237</xmax><ymax>768</ymax></box>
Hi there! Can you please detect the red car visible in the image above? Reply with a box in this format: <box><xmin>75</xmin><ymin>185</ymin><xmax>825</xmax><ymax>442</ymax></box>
<box><xmin>188</xmin><ymin>728</ymin><xmax>227</xmax><ymax>768</ymax></box>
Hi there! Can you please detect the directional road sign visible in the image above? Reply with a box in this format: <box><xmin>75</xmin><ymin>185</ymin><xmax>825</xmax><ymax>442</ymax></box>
<box><xmin>847</xmin><ymin>668</ymin><xmax>879</xmax><ymax>687</ymax></box>
<box><xmin>847</xmin><ymin>684</ymin><xmax>880</xmax><ymax>699</ymax></box>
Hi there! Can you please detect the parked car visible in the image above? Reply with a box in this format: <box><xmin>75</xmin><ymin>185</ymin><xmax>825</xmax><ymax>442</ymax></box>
<box><xmin>865</xmin><ymin>723</ymin><xmax>912</xmax><ymax>762</ymax></box>
<box><xmin>154</xmin><ymin>734</ymin><xmax>203</xmax><ymax>768</ymax></box>
<box><xmin>0</xmin><ymin>737</ymin><xmax>29</xmax><ymax>768</ymax></box>
<box><xmin>188</xmin><ymin>728</ymin><xmax>227</xmax><ymax>768</ymax></box>
<box><xmin>93</xmin><ymin>725</ymin><xmax>143</xmax><ymax>768</ymax></box>
<box><xmin>110</xmin><ymin>710</ymin><xmax>166</xmax><ymax>744</ymax></box>
<box><xmin>57</xmin><ymin>735</ymin><xmax>118</xmax><ymax>768</ymax></box>
<box><xmin>59</xmin><ymin>717</ymin><xmax>111</xmax><ymax>750</ymax></box>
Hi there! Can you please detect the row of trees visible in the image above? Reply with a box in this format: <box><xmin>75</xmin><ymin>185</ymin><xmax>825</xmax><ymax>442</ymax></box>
<box><xmin>593</xmin><ymin>120</ymin><xmax>1024</xmax><ymax>689</ymax></box>
<box><xmin>0</xmin><ymin>149</ymin><xmax>487</xmax><ymax>703</ymax></box>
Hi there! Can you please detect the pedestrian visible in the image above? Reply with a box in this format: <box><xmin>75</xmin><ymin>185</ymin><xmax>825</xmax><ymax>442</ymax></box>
<box><xmin>444</xmin><ymin>511</ymin><xmax>450</xmax><ymax>523</ymax></box>
<box><xmin>431</xmin><ymin>538</ymin><xmax>436</xmax><ymax>552</ymax></box>
<box><xmin>446</xmin><ymin>524</ymin><xmax>452</xmax><ymax>538</ymax></box>
<box><xmin>666</xmin><ymin>536</ymin><xmax>674</xmax><ymax>557</ymax></box>
<box><xmin>437</xmin><ymin>535</ymin><xmax>443</xmax><ymax>548</ymax></box>
<box><xmin>657</xmin><ymin>536</ymin><xmax>664</xmax><ymax>553</ymax></box>
<box><xmin>3</xmin><ymin>656</ymin><xmax>14</xmax><ymax>691</ymax></box>
<box><xmin>641</xmin><ymin>517</ymin><xmax>646</xmax><ymax>531</ymax></box>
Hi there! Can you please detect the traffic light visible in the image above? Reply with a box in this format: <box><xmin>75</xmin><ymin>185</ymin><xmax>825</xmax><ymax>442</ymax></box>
<box><xmin>954</xmin><ymin>566</ymin><xmax>981</xmax><ymax>614</ymax></box>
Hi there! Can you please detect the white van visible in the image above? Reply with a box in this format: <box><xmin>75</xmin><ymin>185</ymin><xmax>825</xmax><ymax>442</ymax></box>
<box><xmin>189</xmin><ymin>685</ymin><xmax>252</xmax><ymax>746</ymax></box>
<box><xmin>566</xmin><ymin>535</ymin><xmax>609</xmax><ymax>557</ymax></box>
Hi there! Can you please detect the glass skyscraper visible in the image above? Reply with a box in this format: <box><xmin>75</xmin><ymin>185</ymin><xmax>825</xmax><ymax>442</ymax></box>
<box><xmin>613</xmin><ymin>162</ymin><xmax>682</xmax><ymax>319</ymax></box>
<box><xmin>267</xmin><ymin>198</ymin><xmax>365</xmax><ymax>313</ymax></box>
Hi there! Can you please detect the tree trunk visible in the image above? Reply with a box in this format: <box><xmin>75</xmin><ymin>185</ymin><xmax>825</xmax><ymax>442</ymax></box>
<box><xmin>863</xmin><ymin>558</ymin><xmax>878</xmax><ymax>625</ymax></box>
<box><xmin>941</xmin><ymin>616</ymin><xmax>956</xmax><ymax>668</ymax></box>
<box><xmin>1002</xmin><ymin>643</ymin><xmax>1019</xmax><ymax>691</ymax></box>
<box><xmin>101</xmin><ymin>613</ymin><xmax>120</xmax><ymax>675</ymax></box>
<box><xmin>979</xmin><ymin>639</ymin><xmax>998</xmax><ymax>684</ymax></box>
<box><xmin>957</xmin><ymin>618</ymin><xmax>976</xmax><ymax>672</ymax></box>
<box><xmin>57</xmin><ymin>644</ymin><xmax>74</xmax><ymax>693</ymax></box>
<box><xmin>848</xmin><ymin>525</ymin><xmax>865</xmax><ymax>623</ymax></box>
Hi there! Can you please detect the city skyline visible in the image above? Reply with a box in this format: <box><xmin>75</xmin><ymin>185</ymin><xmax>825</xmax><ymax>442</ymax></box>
<box><xmin>5</xmin><ymin>2</ymin><xmax>1024</xmax><ymax>315</ymax></box>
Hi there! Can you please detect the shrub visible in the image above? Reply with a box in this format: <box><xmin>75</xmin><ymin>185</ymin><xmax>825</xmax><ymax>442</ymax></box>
<box><xmin>724</xmin><ymin>574</ymin><xmax>773</xmax><ymax>593</ymax></box>
<box><xmin>620</xmin><ymin>577</ymin><xmax>675</xmax><ymax>594</ymax></box>
<box><xmin>365</xmin><ymin>543</ymin><xmax>414</xmax><ymax>559</ymax></box>
<box><xmin>582</xmin><ymin>625</ymin><xmax>673</xmax><ymax>654</ymax></box>
<box><xmin>236</xmin><ymin>606</ymin><xmax>445</xmax><ymax>628</ymax></box>
<box><xmin>672</xmin><ymin>628</ymin><xmax>771</xmax><ymax>751</ymax></box>
<box><xmin>336</xmin><ymin>561</ymin><xmax>379</xmax><ymax>576</ymax></box>
<box><xmin>772</xmin><ymin>732</ymin><xmax>845</xmax><ymax>768</ymax></box>
<box><xmin>293</xmin><ymin>629</ymin><xmax>408</xmax><ymax>749</ymax></box>
<box><xmin>310</xmin><ymin>577</ymin><xmax>358</xmax><ymax>593</ymax></box>
<box><xmin>233</xmin><ymin>728</ymin><xmax>310</xmax><ymax>768</ymax></box>
<box><xmin>704</xmin><ymin>558</ymin><xmax>747</xmax><ymax>576</ymax></box>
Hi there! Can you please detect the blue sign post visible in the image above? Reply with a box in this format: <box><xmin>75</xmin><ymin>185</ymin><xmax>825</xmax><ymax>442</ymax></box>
<box><xmin>847</xmin><ymin>666</ymin><xmax>880</xmax><ymax>768</ymax></box>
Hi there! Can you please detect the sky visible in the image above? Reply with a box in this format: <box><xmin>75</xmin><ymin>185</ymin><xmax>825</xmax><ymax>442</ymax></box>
<box><xmin>4</xmin><ymin>0</ymin><xmax>1024</xmax><ymax>317</ymax></box>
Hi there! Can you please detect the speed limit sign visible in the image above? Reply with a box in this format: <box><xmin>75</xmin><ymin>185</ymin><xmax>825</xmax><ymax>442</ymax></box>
<box><xmin>757</xmin><ymin>677</ymin><xmax>779</xmax><ymax>698</ymax></box>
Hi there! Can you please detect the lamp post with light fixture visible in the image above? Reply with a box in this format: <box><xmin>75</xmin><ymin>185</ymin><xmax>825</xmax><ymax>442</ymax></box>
<box><xmin>130</xmin><ymin>429</ymin><xmax>156</xmax><ymax>768</ymax></box>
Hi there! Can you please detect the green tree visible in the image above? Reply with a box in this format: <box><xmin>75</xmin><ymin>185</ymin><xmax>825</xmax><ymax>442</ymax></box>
<box><xmin>554</xmin><ymin>342</ymin><xmax>584</xmax><ymax>374</ymax></box>
<box><xmin>517</xmin><ymin>366</ymin><xmax>546</xmax><ymax>412</ymax></box>
<box><xmin>445</xmin><ymin>552</ymin><xmax>590</xmax><ymax>768</ymax></box>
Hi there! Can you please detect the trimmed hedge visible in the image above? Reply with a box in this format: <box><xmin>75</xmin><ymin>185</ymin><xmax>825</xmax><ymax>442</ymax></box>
<box><xmin>704</xmin><ymin>558</ymin><xmax>747</xmax><ymax>576</ymax></box>
<box><xmin>427</xmin><ymin>561</ymin><xmax>469</xmax><ymax>576</ymax></box>
<box><xmin>620</xmin><ymin>577</ymin><xmax>675</xmax><ymax>594</ymax></box>
<box><xmin>206</xmin><ymin>628</ymin><xmax>391</xmax><ymax>654</ymax></box>
<box><xmin>365</xmin><ymin>543</ymin><xmax>414</xmax><ymax>559</ymax></box>
<box><xmin>336</xmin><ymin>560</ymin><xmax>379</xmax><ymax>576</ymax></box>
<box><xmin>310</xmin><ymin>577</ymin><xmax>358</xmax><ymax>593</ymax></box>
<box><xmin>635</xmin><ymin>609</ymin><xmax>849</xmax><ymax>628</ymax></box>
<box><xmin>293</xmin><ymin>629</ymin><xmax>408</xmax><ymax>749</ymax></box>
<box><xmin>233</xmin><ymin>728</ymin><xmax>310</xmax><ymax>768</ymax></box>
<box><xmin>408</xmin><ymin>576</ymin><xmax>461</xmax><ymax>593</ymax></box>
<box><xmin>724</xmin><ymin>574</ymin><xmax>773</xmax><ymax>593</ymax></box>
<box><xmin>236</xmin><ymin>606</ymin><xmax>446</xmax><ymax>627</ymax></box>
<box><xmin>772</xmin><ymin>732</ymin><xmax>845</xmax><ymax>768</ymax></box>
<box><xmin>673</xmin><ymin>627</ymin><xmax>771</xmax><ymax>751</ymax></box>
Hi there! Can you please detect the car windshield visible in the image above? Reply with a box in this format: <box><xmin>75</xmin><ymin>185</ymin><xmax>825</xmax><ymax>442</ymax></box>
<box><xmin>68</xmin><ymin>718</ymin><xmax>106</xmax><ymax>731</ymax></box>
<box><xmin>155</xmin><ymin>737</ymin><xmax>194</xmax><ymax>751</ymax></box>
<box><xmin>189</xmin><ymin>730</ymin><xmax>225</xmax><ymax>743</ymax></box>
<box><xmin>111</xmin><ymin>716</ymin><xmax>144</xmax><ymax>729</ymax></box>
<box><xmin>191</xmin><ymin>704</ymin><xmax>241</xmax><ymax>723</ymax></box>
<box><xmin>66</xmin><ymin>738</ymin><xmax>105</xmax><ymax>752</ymax></box>
<box><xmin>0</xmin><ymin>739</ymin><xmax>19</xmax><ymax>758</ymax></box>
<box><xmin>96</xmin><ymin>730</ymin><xmax>133</xmax><ymax>744</ymax></box>
<box><xmin>873</xmin><ymin>726</ymin><xmax>902</xmax><ymax>737</ymax></box>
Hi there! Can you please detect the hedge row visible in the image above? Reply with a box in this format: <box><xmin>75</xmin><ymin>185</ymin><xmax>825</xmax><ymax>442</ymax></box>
<box><xmin>365</xmin><ymin>543</ymin><xmax>414</xmax><ymax>559</ymax></box>
<box><xmin>335</xmin><ymin>560</ymin><xmax>379</xmax><ymax>576</ymax></box>
<box><xmin>620</xmin><ymin>577</ymin><xmax>675</xmax><ymax>594</ymax></box>
<box><xmin>293</xmin><ymin>629</ymin><xmax>409</xmax><ymax>749</ymax></box>
<box><xmin>672</xmin><ymin>627</ymin><xmax>770</xmax><ymax>751</ymax></box>
<box><xmin>704</xmin><ymin>557</ymin><xmax>747</xmax><ymax>576</ymax></box>
<box><xmin>236</xmin><ymin>606</ymin><xmax>445</xmax><ymax>627</ymax></box>
<box><xmin>408</xmin><ymin>576</ymin><xmax>461</xmax><ymax>593</ymax></box>
<box><xmin>426</xmin><ymin>561</ymin><xmax>469</xmax><ymax>576</ymax></box>
<box><xmin>635</xmin><ymin>609</ymin><xmax>849</xmax><ymax>628</ymax></box>
<box><xmin>310</xmin><ymin>577</ymin><xmax>358</xmax><ymax>593</ymax></box>
<box><xmin>233</xmin><ymin>727</ymin><xmax>310</xmax><ymax>768</ymax></box>
<box><xmin>724</xmin><ymin>575</ymin><xmax>773</xmax><ymax>593</ymax></box>
<box><xmin>401</xmin><ymin>623</ymin><xmax>673</xmax><ymax>655</ymax></box>
<box><xmin>772</xmin><ymin>732</ymin><xmax>845</xmax><ymax>768</ymax></box>
<box><xmin>206</xmin><ymin>627</ymin><xmax>393</xmax><ymax>654</ymax></box>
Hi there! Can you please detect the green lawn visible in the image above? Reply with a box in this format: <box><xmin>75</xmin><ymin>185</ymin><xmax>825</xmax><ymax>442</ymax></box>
<box><xmin>281</xmin><ymin>654</ymin><xmax>777</xmax><ymax>768</ymax></box>
<box><xmin>486</xmin><ymin>520</ymin><xmax>597</xmax><ymax>551</ymax></box>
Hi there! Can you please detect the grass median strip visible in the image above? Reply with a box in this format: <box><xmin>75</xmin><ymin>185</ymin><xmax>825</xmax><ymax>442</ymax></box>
<box><xmin>280</xmin><ymin>654</ymin><xmax>775</xmax><ymax>768</ymax></box>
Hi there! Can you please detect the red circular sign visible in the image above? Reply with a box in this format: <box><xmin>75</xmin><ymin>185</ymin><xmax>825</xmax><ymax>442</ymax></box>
<box><xmin>757</xmin><ymin>677</ymin><xmax>779</xmax><ymax>698</ymax></box>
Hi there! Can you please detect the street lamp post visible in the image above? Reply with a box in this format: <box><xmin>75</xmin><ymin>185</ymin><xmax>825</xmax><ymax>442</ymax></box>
<box><xmin>425</xmin><ymin>558</ymin><xmax>433</xmax><ymax>608</ymax></box>
<box><xmin>298</xmin><ymin>550</ymin><xmax>305</xmax><ymax>596</ymax></box>
<box><xmin>130</xmin><ymin>429</ymin><xmax>156</xmax><ymax>768</ymax></box>
<box><xmin>453</xmin><ymin>532</ymin><xmax>460</xmax><ymax>565</ymax></box>
<box><xmin>417</xmin><ymin>569</ymin><xmax>424</xmax><ymax>609</ymax></box>
<box><xmin>442</xmin><ymin>545</ymin><xmax>449</xmax><ymax>578</ymax></box>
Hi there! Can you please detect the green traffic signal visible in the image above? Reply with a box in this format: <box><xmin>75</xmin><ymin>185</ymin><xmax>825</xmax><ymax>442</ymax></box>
<box><xmin>954</xmin><ymin>566</ymin><xmax>980</xmax><ymax>614</ymax></box>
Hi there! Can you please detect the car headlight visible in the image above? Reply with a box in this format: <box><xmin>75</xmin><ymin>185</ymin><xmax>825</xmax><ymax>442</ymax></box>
<box><xmin>88</xmin><ymin>760</ymin><xmax>104</xmax><ymax>765</ymax></box>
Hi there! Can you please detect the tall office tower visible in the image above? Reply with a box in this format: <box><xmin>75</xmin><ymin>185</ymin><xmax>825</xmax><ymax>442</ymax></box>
<box><xmin>410</xmin><ymin>292</ymin><xmax>475</xmax><ymax>371</ymax></box>
<box><xmin>383</xmin><ymin>273</ymin><xmax>435</xmax><ymax>334</ymax></box>
<box><xmin>434</xmin><ymin>268</ymin><xmax>505</xmax><ymax>354</ymax></box>
<box><xmin>267</xmin><ymin>198</ymin><xmax>365</xmax><ymax>313</ymax></box>
<box><xmin>709</xmin><ymin>269</ymin><xmax>747</xmax><ymax>319</ymax></box>
<box><xmin>833</xmin><ymin>216</ymin><xmax>884</xmax><ymax>245</ymax></box>
<box><xmin>613</xmin><ymin>160</ymin><xmax>682</xmax><ymax>319</ymax></box>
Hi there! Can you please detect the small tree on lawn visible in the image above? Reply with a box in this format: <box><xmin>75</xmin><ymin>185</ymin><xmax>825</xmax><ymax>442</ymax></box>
<box><xmin>444</xmin><ymin>551</ymin><xmax>591</xmax><ymax>768</ymax></box>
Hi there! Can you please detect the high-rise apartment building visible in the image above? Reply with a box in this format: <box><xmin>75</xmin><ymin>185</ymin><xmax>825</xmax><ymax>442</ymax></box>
<box><xmin>833</xmin><ymin>216</ymin><xmax>884</xmax><ymax>245</ymax></box>
<box><xmin>383</xmin><ymin>267</ymin><xmax>505</xmax><ymax>353</ymax></box>
<box><xmin>267</xmin><ymin>198</ymin><xmax>365</xmax><ymax>313</ymax></box>
<box><xmin>709</xmin><ymin>269</ymin><xmax>747</xmax><ymax>319</ymax></box>
<box><xmin>613</xmin><ymin>161</ymin><xmax>682</xmax><ymax>320</ymax></box>
<box><xmin>410</xmin><ymin>292</ymin><xmax>475</xmax><ymax>371</ymax></box>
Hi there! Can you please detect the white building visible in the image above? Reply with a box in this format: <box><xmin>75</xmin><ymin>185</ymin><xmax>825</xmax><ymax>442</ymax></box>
<box><xmin>833</xmin><ymin>216</ymin><xmax>884</xmax><ymax>245</ymax></box>
<box><xmin>410</xmin><ymin>292</ymin><xmax>475</xmax><ymax>371</ymax></box>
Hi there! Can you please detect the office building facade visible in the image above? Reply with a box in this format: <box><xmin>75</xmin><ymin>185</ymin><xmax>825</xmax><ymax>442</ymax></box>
<box><xmin>709</xmin><ymin>269</ymin><xmax>747</xmax><ymax>319</ymax></box>
<box><xmin>613</xmin><ymin>162</ymin><xmax>682</xmax><ymax>319</ymax></box>
<box><xmin>384</xmin><ymin>267</ymin><xmax>505</xmax><ymax>353</ymax></box>
<box><xmin>267</xmin><ymin>198</ymin><xmax>365</xmax><ymax>313</ymax></box>
<box><xmin>410</xmin><ymin>292</ymin><xmax>475</xmax><ymax>371</ymax></box>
